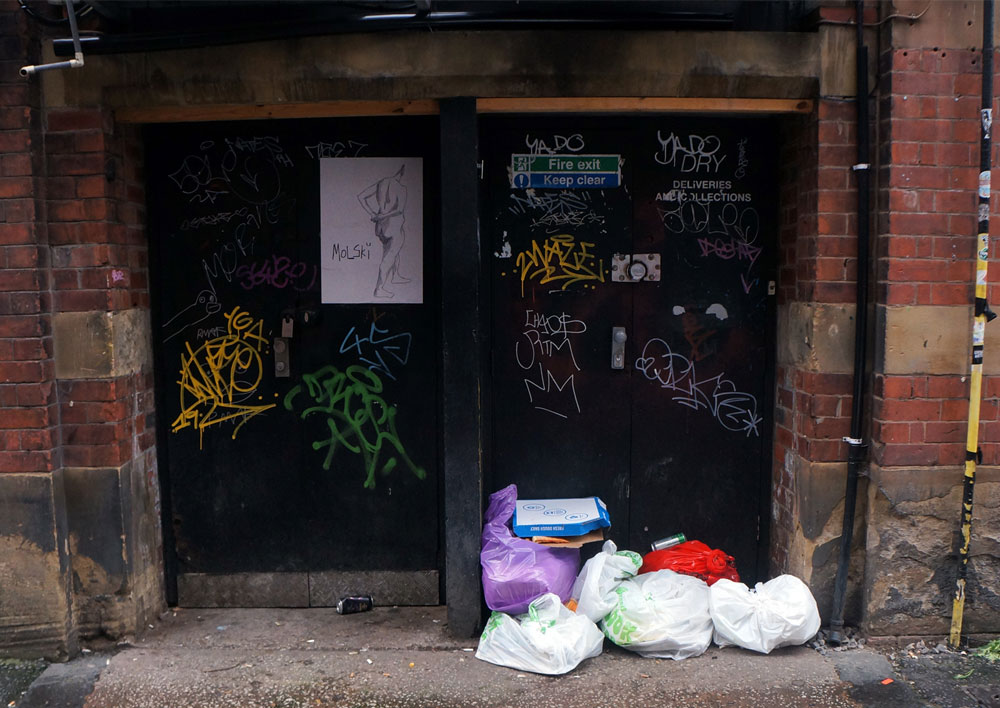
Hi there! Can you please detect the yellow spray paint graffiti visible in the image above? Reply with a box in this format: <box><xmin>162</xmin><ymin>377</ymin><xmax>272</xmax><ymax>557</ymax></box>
<box><xmin>171</xmin><ymin>306</ymin><xmax>276</xmax><ymax>447</ymax></box>
<box><xmin>514</xmin><ymin>234</ymin><xmax>604</xmax><ymax>297</ymax></box>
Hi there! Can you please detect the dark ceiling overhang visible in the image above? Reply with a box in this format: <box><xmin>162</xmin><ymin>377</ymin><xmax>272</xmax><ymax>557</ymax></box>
<box><xmin>45</xmin><ymin>1</ymin><xmax>820</xmax><ymax>57</ymax></box>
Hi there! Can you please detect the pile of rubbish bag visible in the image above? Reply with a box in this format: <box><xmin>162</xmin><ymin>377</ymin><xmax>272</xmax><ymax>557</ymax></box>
<box><xmin>476</xmin><ymin>485</ymin><xmax>821</xmax><ymax>675</ymax></box>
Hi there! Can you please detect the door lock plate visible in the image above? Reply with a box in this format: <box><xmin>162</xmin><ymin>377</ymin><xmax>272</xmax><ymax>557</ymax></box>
<box><xmin>273</xmin><ymin>337</ymin><xmax>290</xmax><ymax>378</ymax></box>
<box><xmin>612</xmin><ymin>253</ymin><xmax>661</xmax><ymax>282</ymax></box>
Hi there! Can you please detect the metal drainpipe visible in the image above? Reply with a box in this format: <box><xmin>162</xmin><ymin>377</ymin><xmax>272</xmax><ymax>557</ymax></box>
<box><xmin>20</xmin><ymin>0</ymin><xmax>85</xmax><ymax>76</ymax></box>
<box><xmin>827</xmin><ymin>0</ymin><xmax>871</xmax><ymax>646</ymax></box>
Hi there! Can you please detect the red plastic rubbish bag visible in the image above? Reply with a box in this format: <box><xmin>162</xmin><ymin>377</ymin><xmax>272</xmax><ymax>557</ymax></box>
<box><xmin>639</xmin><ymin>540</ymin><xmax>739</xmax><ymax>586</ymax></box>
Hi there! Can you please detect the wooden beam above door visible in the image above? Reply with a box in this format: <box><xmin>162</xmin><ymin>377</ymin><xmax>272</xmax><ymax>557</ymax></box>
<box><xmin>115</xmin><ymin>99</ymin><xmax>440</xmax><ymax>123</ymax></box>
<box><xmin>477</xmin><ymin>97</ymin><xmax>814</xmax><ymax>114</ymax></box>
<box><xmin>115</xmin><ymin>96</ymin><xmax>813</xmax><ymax>124</ymax></box>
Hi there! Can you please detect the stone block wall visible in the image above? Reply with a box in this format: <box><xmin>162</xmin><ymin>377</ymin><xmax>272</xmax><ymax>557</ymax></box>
<box><xmin>862</xmin><ymin>8</ymin><xmax>1000</xmax><ymax>635</ymax></box>
<box><xmin>0</xmin><ymin>1</ymin><xmax>76</xmax><ymax>659</ymax></box>
<box><xmin>44</xmin><ymin>107</ymin><xmax>164</xmax><ymax>646</ymax></box>
<box><xmin>4</xmin><ymin>0</ymin><xmax>1000</xmax><ymax>655</ymax></box>
<box><xmin>769</xmin><ymin>3</ymin><xmax>1000</xmax><ymax>638</ymax></box>
<box><xmin>0</xmin><ymin>1</ymin><xmax>164</xmax><ymax>658</ymax></box>
<box><xmin>772</xmin><ymin>94</ymin><xmax>865</xmax><ymax>624</ymax></box>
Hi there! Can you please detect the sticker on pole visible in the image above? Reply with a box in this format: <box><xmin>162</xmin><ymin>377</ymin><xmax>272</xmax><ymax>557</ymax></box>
<box><xmin>979</xmin><ymin>171</ymin><xmax>991</xmax><ymax>199</ymax></box>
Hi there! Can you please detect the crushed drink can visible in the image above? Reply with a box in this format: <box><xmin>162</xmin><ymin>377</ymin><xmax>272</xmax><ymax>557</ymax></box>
<box><xmin>651</xmin><ymin>533</ymin><xmax>686</xmax><ymax>551</ymax></box>
<box><xmin>337</xmin><ymin>594</ymin><xmax>374</xmax><ymax>614</ymax></box>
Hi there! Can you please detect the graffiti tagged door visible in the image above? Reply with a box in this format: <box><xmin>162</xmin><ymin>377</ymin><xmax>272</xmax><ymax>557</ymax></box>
<box><xmin>148</xmin><ymin>118</ymin><xmax>440</xmax><ymax>606</ymax></box>
<box><xmin>483</xmin><ymin>116</ymin><xmax>775</xmax><ymax>581</ymax></box>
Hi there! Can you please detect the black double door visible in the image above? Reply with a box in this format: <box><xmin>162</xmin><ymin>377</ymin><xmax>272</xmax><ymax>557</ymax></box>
<box><xmin>482</xmin><ymin>116</ymin><xmax>776</xmax><ymax>580</ymax></box>
<box><xmin>148</xmin><ymin>117</ymin><xmax>441</xmax><ymax>605</ymax></box>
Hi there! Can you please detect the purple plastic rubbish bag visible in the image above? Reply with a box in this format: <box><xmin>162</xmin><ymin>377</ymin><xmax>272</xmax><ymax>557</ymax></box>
<box><xmin>480</xmin><ymin>484</ymin><xmax>581</xmax><ymax>614</ymax></box>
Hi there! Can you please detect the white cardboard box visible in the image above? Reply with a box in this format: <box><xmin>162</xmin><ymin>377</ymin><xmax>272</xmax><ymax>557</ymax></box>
<box><xmin>512</xmin><ymin>497</ymin><xmax>611</xmax><ymax>537</ymax></box>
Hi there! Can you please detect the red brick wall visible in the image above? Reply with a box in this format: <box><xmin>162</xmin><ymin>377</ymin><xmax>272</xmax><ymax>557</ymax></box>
<box><xmin>0</xmin><ymin>2</ymin><xmax>161</xmax><ymax>640</ymax></box>
<box><xmin>1</xmin><ymin>80</ymin><xmax>154</xmax><ymax>479</ymax></box>
<box><xmin>873</xmin><ymin>46</ymin><xmax>992</xmax><ymax>468</ymax></box>
<box><xmin>809</xmin><ymin>100</ymin><xmax>861</xmax><ymax>306</ymax></box>
<box><xmin>45</xmin><ymin>109</ymin><xmax>148</xmax><ymax>312</ymax></box>
<box><xmin>771</xmin><ymin>101</ymin><xmax>858</xmax><ymax>574</ymax></box>
<box><xmin>872</xmin><ymin>374</ymin><xmax>990</xmax><ymax>466</ymax></box>
<box><xmin>0</xmin><ymin>2</ymin><xmax>58</xmax><ymax>475</ymax></box>
<box><xmin>44</xmin><ymin>108</ymin><xmax>156</xmax><ymax>478</ymax></box>
<box><xmin>771</xmin><ymin>118</ymin><xmax>806</xmax><ymax>571</ymax></box>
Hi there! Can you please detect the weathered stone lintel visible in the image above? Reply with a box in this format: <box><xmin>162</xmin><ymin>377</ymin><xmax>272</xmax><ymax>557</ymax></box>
<box><xmin>48</xmin><ymin>30</ymin><xmax>819</xmax><ymax>109</ymax></box>
<box><xmin>864</xmin><ymin>465</ymin><xmax>1000</xmax><ymax>636</ymax></box>
<box><xmin>780</xmin><ymin>454</ymin><xmax>866</xmax><ymax>625</ymax></box>
<box><xmin>890</xmin><ymin>0</ymin><xmax>995</xmax><ymax>51</ymax></box>
<box><xmin>53</xmin><ymin>308</ymin><xmax>151</xmax><ymax>380</ymax></box>
<box><xmin>64</xmin><ymin>461</ymin><xmax>165</xmax><ymax>640</ymax></box>
<box><xmin>777</xmin><ymin>302</ymin><xmax>856</xmax><ymax>373</ymax></box>
<box><xmin>309</xmin><ymin>570</ymin><xmax>439</xmax><ymax>607</ymax></box>
<box><xmin>178</xmin><ymin>573</ymin><xmax>310</xmax><ymax>608</ymax></box>
<box><xmin>177</xmin><ymin>570</ymin><xmax>439</xmax><ymax>608</ymax></box>
<box><xmin>876</xmin><ymin>305</ymin><xmax>1000</xmax><ymax>377</ymax></box>
<box><xmin>0</xmin><ymin>472</ymin><xmax>77</xmax><ymax>660</ymax></box>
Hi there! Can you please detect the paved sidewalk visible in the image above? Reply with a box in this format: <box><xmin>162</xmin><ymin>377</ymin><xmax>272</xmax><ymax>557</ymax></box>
<box><xmin>6</xmin><ymin>606</ymin><xmax>994</xmax><ymax>708</ymax></box>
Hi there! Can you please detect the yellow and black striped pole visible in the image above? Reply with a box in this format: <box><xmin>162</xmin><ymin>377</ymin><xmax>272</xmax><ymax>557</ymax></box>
<box><xmin>950</xmin><ymin>0</ymin><xmax>996</xmax><ymax>649</ymax></box>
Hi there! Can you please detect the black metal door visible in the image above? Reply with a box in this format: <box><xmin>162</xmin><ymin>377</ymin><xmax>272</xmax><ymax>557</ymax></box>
<box><xmin>482</xmin><ymin>116</ymin><xmax>775</xmax><ymax>581</ymax></box>
<box><xmin>147</xmin><ymin>117</ymin><xmax>441</xmax><ymax>606</ymax></box>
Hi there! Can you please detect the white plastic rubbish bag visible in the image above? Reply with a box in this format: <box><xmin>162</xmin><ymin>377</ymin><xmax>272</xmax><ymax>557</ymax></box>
<box><xmin>600</xmin><ymin>569</ymin><xmax>713</xmax><ymax>660</ymax></box>
<box><xmin>570</xmin><ymin>540</ymin><xmax>643</xmax><ymax>623</ymax></box>
<box><xmin>475</xmin><ymin>593</ymin><xmax>605</xmax><ymax>675</ymax></box>
<box><xmin>709</xmin><ymin>574</ymin><xmax>821</xmax><ymax>654</ymax></box>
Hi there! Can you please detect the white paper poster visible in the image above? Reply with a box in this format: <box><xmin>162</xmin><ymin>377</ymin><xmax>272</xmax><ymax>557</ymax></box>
<box><xmin>320</xmin><ymin>157</ymin><xmax>423</xmax><ymax>304</ymax></box>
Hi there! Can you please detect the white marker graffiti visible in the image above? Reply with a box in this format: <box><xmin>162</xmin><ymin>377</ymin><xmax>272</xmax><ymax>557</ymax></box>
<box><xmin>654</xmin><ymin>131</ymin><xmax>727</xmax><ymax>173</ymax></box>
<box><xmin>636</xmin><ymin>338</ymin><xmax>761</xmax><ymax>436</ymax></box>
<box><xmin>515</xmin><ymin>309</ymin><xmax>587</xmax><ymax>419</ymax></box>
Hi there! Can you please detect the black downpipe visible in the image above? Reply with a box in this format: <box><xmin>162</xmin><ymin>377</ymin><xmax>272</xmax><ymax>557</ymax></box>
<box><xmin>828</xmin><ymin>0</ymin><xmax>871</xmax><ymax>645</ymax></box>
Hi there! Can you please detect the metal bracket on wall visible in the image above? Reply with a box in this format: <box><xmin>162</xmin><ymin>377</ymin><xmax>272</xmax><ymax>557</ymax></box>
<box><xmin>611</xmin><ymin>253</ymin><xmax>661</xmax><ymax>282</ymax></box>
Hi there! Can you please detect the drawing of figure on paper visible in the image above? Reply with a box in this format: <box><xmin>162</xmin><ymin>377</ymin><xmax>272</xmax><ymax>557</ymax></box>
<box><xmin>320</xmin><ymin>156</ymin><xmax>422</xmax><ymax>304</ymax></box>
<box><xmin>358</xmin><ymin>165</ymin><xmax>411</xmax><ymax>298</ymax></box>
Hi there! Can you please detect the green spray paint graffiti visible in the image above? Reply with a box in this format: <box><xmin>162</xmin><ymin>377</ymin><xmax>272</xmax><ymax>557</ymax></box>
<box><xmin>284</xmin><ymin>364</ymin><xmax>425</xmax><ymax>489</ymax></box>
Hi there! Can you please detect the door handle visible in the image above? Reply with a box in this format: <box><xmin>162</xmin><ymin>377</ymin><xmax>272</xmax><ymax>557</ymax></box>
<box><xmin>611</xmin><ymin>327</ymin><xmax>627</xmax><ymax>370</ymax></box>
